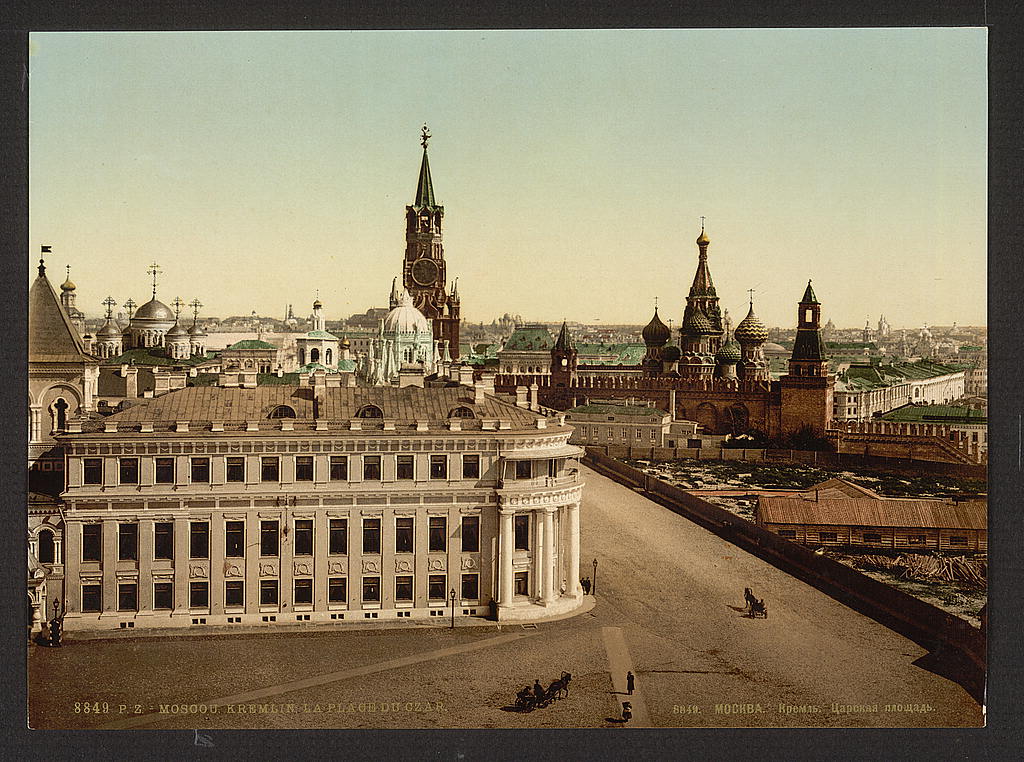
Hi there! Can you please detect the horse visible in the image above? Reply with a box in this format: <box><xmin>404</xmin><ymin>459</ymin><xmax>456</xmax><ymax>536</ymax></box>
<box><xmin>548</xmin><ymin>671</ymin><xmax>572</xmax><ymax>700</ymax></box>
<box><xmin>744</xmin><ymin>587</ymin><xmax>757</xmax><ymax>610</ymax></box>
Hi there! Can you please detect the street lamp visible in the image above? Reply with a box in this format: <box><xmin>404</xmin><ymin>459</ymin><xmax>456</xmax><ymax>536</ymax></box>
<box><xmin>449</xmin><ymin>588</ymin><xmax>457</xmax><ymax>629</ymax></box>
<box><xmin>592</xmin><ymin>558</ymin><xmax>598</xmax><ymax>595</ymax></box>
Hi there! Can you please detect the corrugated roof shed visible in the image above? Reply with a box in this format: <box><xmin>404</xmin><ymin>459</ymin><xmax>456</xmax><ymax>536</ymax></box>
<box><xmin>758</xmin><ymin>497</ymin><xmax>986</xmax><ymax>530</ymax></box>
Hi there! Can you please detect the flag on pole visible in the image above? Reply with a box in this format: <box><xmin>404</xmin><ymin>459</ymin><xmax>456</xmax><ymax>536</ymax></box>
<box><xmin>41</xmin><ymin>245</ymin><xmax>51</xmax><ymax>253</ymax></box>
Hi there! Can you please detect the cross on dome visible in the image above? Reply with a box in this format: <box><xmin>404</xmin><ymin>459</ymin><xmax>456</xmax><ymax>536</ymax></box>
<box><xmin>102</xmin><ymin>296</ymin><xmax>117</xmax><ymax>319</ymax></box>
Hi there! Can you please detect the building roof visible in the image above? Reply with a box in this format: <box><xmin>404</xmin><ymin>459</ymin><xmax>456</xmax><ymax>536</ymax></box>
<box><xmin>79</xmin><ymin>385</ymin><xmax>544</xmax><ymax>430</ymax></box>
<box><xmin>502</xmin><ymin>325</ymin><xmax>555</xmax><ymax>352</ymax></box>
<box><xmin>413</xmin><ymin>146</ymin><xmax>436</xmax><ymax>208</ymax></box>
<box><xmin>801</xmin><ymin>280</ymin><xmax>818</xmax><ymax>304</ymax></box>
<box><xmin>794</xmin><ymin>478</ymin><xmax>883</xmax><ymax>500</ymax></box>
<box><xmin>757</xmin><ymin>496</ymin><xmax>986</xmax><ymax>530</ymax></box>
<box><xmin>880</xmin><ymin>404</ymin><xmax>987</xmax><ymax>424</ymax></box>
<box><xmin>225</xmin><ymin>339</ymin><xmax>278</xmax><ymax>351</ymax></box>
<box><xmin>103</xmin><ymin>348</ymin><xmax>209</xmax><ymax>367</ymax></box>
<box><xmin>303</xmin><ymin>329</ymin><xmax>338</xmax><ymax>340</ymax></box>
<box><xmin>566</xmin><ymin>403</ymin><xmax>669</xmax><ymax>418</ymax></box>
<box><xmin>29</xmin><ymin>262</ymin><xmax>92</xmax><ymax>364</ymax></box>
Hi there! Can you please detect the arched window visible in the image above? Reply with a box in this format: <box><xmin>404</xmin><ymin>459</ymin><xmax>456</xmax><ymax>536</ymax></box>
<box><xmin>38</xmin><ymin>529</ymin><xmax>55</xmax><ymax>564</ymax></box>
<box><xmin>356</xmin><ymin>405</ymin><xmax>384</xmax><ymax>419</ymax></box>
<box><xmin>310</xmin><ymin>348</ymin><xmax>320</xmax><ymax>363</ymax></box>
<box><xmin>325</xmin><ymin>348</ymin><xmax>333</xmax><ymax>365</ymax></box>
<box><xmin>298</xmin><ymin>348</ymin><xmax>305</xmax><ymax>365</ymax></box>
<box><xmin>448</xmin><ymin>406</ymin><xmax>474</xmax><ymax>419</ymax></box>
<box><xmin>268</xmin><ymin>405</ymin><xmax>296</xmax><ymax>419</ymax></box>
<box><xmin>52</xmin><ymin>398</ymin><xmax>69</xmax><ymax>431</ymax></box>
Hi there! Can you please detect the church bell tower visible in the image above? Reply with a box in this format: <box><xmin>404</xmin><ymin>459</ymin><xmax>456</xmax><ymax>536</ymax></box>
<box><xmin>403</xmin><ymin>124</ymin><xmax>461</xmax><ymax>359</ymax></box>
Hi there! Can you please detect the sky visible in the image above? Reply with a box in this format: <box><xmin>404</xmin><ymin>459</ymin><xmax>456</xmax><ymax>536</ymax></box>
<box><xmin>28</xmin><ymin>29</ymin><xmax>987</xmax><ymax>329</ymax></box>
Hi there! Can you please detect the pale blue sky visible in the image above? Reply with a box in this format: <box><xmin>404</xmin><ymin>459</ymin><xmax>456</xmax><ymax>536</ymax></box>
<box><xmin>29</xmin><ymin>29</ymin><xmax>987</xmax><ymax>328</ymax></box>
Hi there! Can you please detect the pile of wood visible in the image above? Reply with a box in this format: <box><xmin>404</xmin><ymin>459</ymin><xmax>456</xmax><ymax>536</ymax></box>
<box><xmin>848</xmin><ymin>554</ymin><xmax>987</xmax><ymax>588</ymax></box>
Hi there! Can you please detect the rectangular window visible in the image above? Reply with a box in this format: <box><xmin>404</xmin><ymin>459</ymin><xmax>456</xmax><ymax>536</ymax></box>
<box><xmin>362</xmin><ymin>518</ymin><xmax>381</xmax><ymax>554</ymax></box>
<box><xmin>363</xmin><ymin>455</ymin><xmax>381</xmax><ymax>481</ymax></box>
<box><xmin>428</xmin><ymin>517</ymin><xmax>447</xmax><ymax>552</ymax></box>
<box><xmin>153</xmin><ymin>582</ymin><xmax>173</xmax><ymax>610</ymax></box>
<box><xmin>118</xmin><ymin>523</ymin><xmax>138</xmax><ymax>561</ymax></box>
<box><xmin>362</xmin><ymin>576</ymin><xmax>381</xmax><ymax>602</ymax></box>
<box><xmin>261</xmin><ymin>457</ymin><xmax>280</xmax><ymax>482</ymax></box>
<box><xmin>548</xmin><ymin>459</ymin><xmax>558</xmax><ymax>478</ymax></box>
<box><xmin>819</xmin><ymin>531</ymin><xmax>838</xmax><ymax>542</ymax></box>
<box><xmin>226</xmin><ymin>457</ymin><xmax>245</xmax><ymax>483</ymax></box>
<box><xmin>395</xmin><ymin>517</ymin><xmax>414</xmax><ymax>553</ymax></box>
<box><xmin>514</xmin><ymin>571</ymin><xmax>529</xmax><ymax>596</ymax></box>
<box><xmin>328</xmin><ymin>577</ymin><xmax>347</xmax><ymax>604</ymax></box>
<box><xmin>950</xmin><ymin>536</ymin><xmax>968</xmax><ymax>546</ymax></box>
<box><xmin>395</xmin><ymin>575</ymin><xmax>414</xmax><ymax>601</ymax></box>
<box><xmin>118</xmin><ymin>583</ymin><xmax>138</xmax><ymax>611</ymax></box>
<box><xmin>83</xmin><ymin>458</ymin><xmax>103</xmax><ymax>484</ymax></box>
<box><xmin>189</xmin><ymin>581</ymin><xmax>209</xmax><ymax>608</ymax></box>
<box><xmin>224</xmin><ymin>580</ymin><xmax>244</xmax><ymax>608</ymax></box>
<box><xmin>515</xmin><ymin>460</ymin><xmax>531</xmax><ymax>479</ymax></box>
<box><xmin>225</xmin><ymin>521</ymin><xmax>245</xmax><ymax>558</ymax></box>
<box><xmin>461</xmin><ymin>516</ymin><xmax>480</xmax><ymax>553</ymax></box>
<box><xmin>636</xmin><ymin>429</ymin><xmax>642</xmax><ymax>439</ymax></box>
<box><xmin>294</xmin><ymin>519</ymin><xmax>313</xmax><ymax>556</ymax></box>
<box><xmin>260</xmin><ymin>520</ymin><xmax>279</xmax><ymax>557</ymax></box>
<box><xmin>81</xmin><ymin>584</ymin><xmax>101</xmax><ymax>612</ymax></box>
<box><xmin>189</xmin><ymin>522</ymin><xmax>210</xmax><ymax>559</ymax></box>
<box><xmin>428</xmin><ymin>574</ymin><xmax>447</xmax><ymax>600</ymax></box>
<box><xmin>259</xmin><ymin>579</ymin><xmax>279</xmax><ymax>606</ymax></box>
<box><xmin>461</xmin><ymin>573</ymin><xmax>479</xmax><ymax>601</ymax></box>
<box><xmin>514</xmin><ymin>514</ymin><xmax>530</xmax><ymax>550</ymax></box>
<box><xmin>293</xmin><ymin>579</ymin><xmax>313</xmax><ymax>605</ymax></box>
<box><xmin>190</xmin><ymin>457</ymin><xmax>210</xmax><ymax>483</ymax></box>
<box><xmin>864</xmin><ymin>533</ymin><xmax>882</xmax><ymax>543</ymax></box>
<box><xmin>155</xmin><ymin>457</ymin><xmax>175</xmax><ymax>484</ymax></box>
<box><xmin>119</xmin><ymin>457</ymin><xmax>139</xmax><ymax>484</ymax></box>
<box><xmin>396</xmin><ymin>455</ymin><xmax>415</xmax><ymax>480</ymax></box>
<box><xmin>154</xmin><ymin>522</ymin><xmax>174</xmax><ymax>560</ymax></box>
<box><xmin>778</xmin><ymin>530</ymin><xmax>796</xmax><ymax>539</ymax></box>
<box><xmin>295</xmin><ymin>456</ymin><xmax>314</xmax><ymax>481</ymax></box>
<box><xmin>329</xmin><ymin>519</ymin><xmax>348</xmax><ymax>555</ymax></box>
<box><xmin>430</xmin><ymin>455</ymin><xmax>448</xmax><ymax>480</ymax></box>
<box><xmin>462</xmin><ymin>454</ymin><xmax>480</xmax><ymax>479</ymax></box>
<box><xmin>82</xmin><ymin>523</ymin><xmax>102</xmax><ymax>562</ymax></box>
<box><xmin>330</xmin><ymin>456</ymin><xmax>348</xmax><ymax>481</ymax></box>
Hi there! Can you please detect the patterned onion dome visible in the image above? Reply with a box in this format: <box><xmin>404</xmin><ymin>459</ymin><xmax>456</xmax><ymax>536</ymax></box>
<box><xmin>662</xmin><ymin>345</ymin><xmax>681</xmax><ymax>363</ymax></box>
<box><xmin>715</xmin><ymin>335</ymin><xmax>742</xmax><ymax>363</ymax></box>
<box><xmin>734</xmin><ymin>303</ymin><xmax>768</xmax><ymax>344</ymax></box>
<box><xmin>166</xmin><ymin>321</ymin><xmax>189</xmax><ymax>339</ymax></box>
<box><xmin>682</xmin><ymin>307</ymin><xmax>715</xmax><ymax>336</ymax></box>
<box><xmin>641</xmin><ymin>308</ymin><xmax>671</xmax><ymax>346</ymax></box>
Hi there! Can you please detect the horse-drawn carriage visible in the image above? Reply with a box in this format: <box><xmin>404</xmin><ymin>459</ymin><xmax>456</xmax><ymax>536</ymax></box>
<box><xmin>744</xmin><ymin>587</ymin><xmax>768</xmax><ymax>619</ymax></box>
<box><xmin>514</xmin><ymin>672</ymin><xmax>572</xmax><ymax>712</ymax></box>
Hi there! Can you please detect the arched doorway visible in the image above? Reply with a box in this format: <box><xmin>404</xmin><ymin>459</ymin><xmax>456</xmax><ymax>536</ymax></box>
<box><xmin>38</xmin><ymin>529</ymin><xmax>55</xmax><ymax>564</ymax></box>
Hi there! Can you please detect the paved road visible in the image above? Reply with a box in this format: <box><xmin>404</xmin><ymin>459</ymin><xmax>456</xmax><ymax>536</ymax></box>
<box><xmin>29</xmin><ymin>465</ymin><xmax>981</xmax><ymax>729</ymax></box>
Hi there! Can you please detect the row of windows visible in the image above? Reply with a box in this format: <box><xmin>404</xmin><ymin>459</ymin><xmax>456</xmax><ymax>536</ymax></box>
<box><xmin>575</xmin><ymin>425</ymin><xmax>658</xmax><ymax>441</ymax></box>
<box><xmin>80</xmin><ymin>574</ymin><xmax>483</xmax><ymax>613</ymax></box>
<box><xmin>81</xmin><ymin>515</ymin><xmax>493</xmax><ymax>562</ymax></box>
<box><xmin>83</xmin><ymin>454</ymin><xmax>482</xmax><ymax>486</ymax></box>
<box><xmin>777</xmin><ymin>529</ymin><xmax>969</xmax><ymax>545</ymax></box>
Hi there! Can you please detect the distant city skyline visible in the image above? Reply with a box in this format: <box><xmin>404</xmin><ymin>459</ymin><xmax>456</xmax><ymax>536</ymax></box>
<box><xmin>29</xmin><ymin>30</ymin><xmax>986</xmax><ymax>328</ymax></box>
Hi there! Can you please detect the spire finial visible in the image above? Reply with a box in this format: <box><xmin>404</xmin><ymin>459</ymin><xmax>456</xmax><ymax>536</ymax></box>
<box><xmin>172</xmin><ymin>296</ymin><xmax>184</xmax><ymax>319</ymax></box>
<box><xmin>700</xmin><ymin>215</ymin><xmax>706</xmax><ymax>232</ymax></box>
<box><xmin>65</xmin><ymin>264</ymin><xmax>71</xmax><ymax>280</ymax></box>
<box><xmin>124</xmin><ymin>298</ymin><xmax>137</xmax><ymax>316</ymax></box>
<box><xmin>189</xmin><ymin>298</ymin><xmax>202</xmax><ymax>323</ymax></box>
<box><xmin>147</xmin><ymin>262</ymin><xmax>162</xmax><ymax>298</ymax></box>
<box><xmin>102</xmin><ymin>296</ymin><xmax>117</xmax><ymax>319</ymax></box>
<box><xmin>747</xmin><ymin>288</ymin><xmax>755</xmax><ymax>307</ymax></box>
<box><xmin>38</xmin><ymin>259</ymin><xmax>45</xmax><ymax>277</ymax></box>
<box><xmin>420</xmin><ymin>123</ymin><xmax>431</xmax><ymax>149</ymax></box>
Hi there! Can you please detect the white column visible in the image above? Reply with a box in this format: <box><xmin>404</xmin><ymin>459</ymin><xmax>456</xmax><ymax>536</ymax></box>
<box><xmin>567</xmin><ymin>502</ymin><xmax>581</xmax><ymax>597</ymax></box>
<box><xmin>542</xmin><ymin>508</ymin><xmax>556</xmax><ymax>604</ymax></box>
<box><xmin>29</xmin><ymin>405</ymin><xmax>42</xmax><ymax>444</ymax></box>
<box><xmin>533</xmin><ymin>510</ymin><xmax>544</xmax><ymax>600</ymax></box>
<box><xmin>498</xmin><ymin>509</ymin><xmax>514</xmax><ymax>608</ymax></box>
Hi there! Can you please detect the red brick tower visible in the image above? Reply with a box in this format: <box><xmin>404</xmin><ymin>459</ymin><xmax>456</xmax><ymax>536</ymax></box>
<box><xmin>779</xmin><ymin>281</ymin><xmax>834</xmax><ymax>435</ymax></box>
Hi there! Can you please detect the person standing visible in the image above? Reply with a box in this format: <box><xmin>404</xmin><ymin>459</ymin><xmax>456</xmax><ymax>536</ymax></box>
<box><xmin>581</xmin><ymin>577</ymin><xmax>591</xmax><ymax>595</ymax></box>
<box><xmin>626</xmin><ymin>671</ymin><xmax>635</xmax><ymax>695</ymax></box>
<box><xmin>622</xmin><ymin>701</ymin><xmax>632</xmax><ymax>723</ymax></box>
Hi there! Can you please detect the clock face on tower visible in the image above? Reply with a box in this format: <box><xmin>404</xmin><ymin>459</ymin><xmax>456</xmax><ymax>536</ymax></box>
<box><xmin>411</xmin><ymin>257</ymin><xmax>439</xmax><ymax>287</ymax></box>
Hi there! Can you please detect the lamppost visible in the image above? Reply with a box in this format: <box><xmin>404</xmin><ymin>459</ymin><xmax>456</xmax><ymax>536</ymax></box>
<box><xmin>592</xmin><ymin>558</ymin><xmax>598</xmax><ymax>595</ymax></box>
<box><xmin>449</xmin><ymin>588</ymin><xmax>457</xmax><ymax>629</ymax></box>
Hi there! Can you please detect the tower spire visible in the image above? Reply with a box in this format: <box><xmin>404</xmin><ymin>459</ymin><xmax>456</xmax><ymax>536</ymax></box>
<box><xmin>414</xmin><ymin>124</ymin><xmax>436</xmax><ymax>207</ymax></box>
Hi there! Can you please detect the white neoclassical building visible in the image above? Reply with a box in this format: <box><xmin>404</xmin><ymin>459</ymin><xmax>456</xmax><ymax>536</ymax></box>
<box><xmin>54</xmin><ymin>372</ymin><xmax>585</xmax><ymax>630</ymax></box>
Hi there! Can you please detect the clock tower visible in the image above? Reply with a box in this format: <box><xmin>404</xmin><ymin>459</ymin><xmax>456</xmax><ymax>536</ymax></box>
<box><xmin>403</xmin><ymin>124</ymin><xmax>461</xmax><ymax>359</ymax></box>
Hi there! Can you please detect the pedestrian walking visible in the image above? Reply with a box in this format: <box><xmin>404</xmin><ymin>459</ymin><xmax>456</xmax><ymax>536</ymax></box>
<box><xmin>626</xmin><ymin>671</ymin><xmax>635</xmax><ymax>695</ymax></box>
<box><xmin>581</xmin><ymin>577</ymin><xmax>591</xmax><ymax>595</ymax></box>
